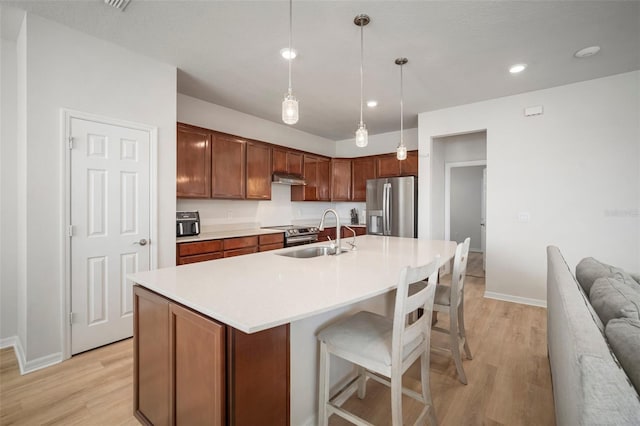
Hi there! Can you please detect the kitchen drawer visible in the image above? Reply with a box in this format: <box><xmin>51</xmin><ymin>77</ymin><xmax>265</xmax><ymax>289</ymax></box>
<box><xmin>259</xmin><ymin>243</ymin><xmax>284</xmax><ymax>252</ymax></box>
<box><xmin>223</xmin><ymin>236</ymin><xmax>259</xmax><ymax>251</ymax></box>
<box><xmin>178</xmin><ymin>240</ymin><xmax>224</xmax><ymax>256</ymax></box>
<box><xmin>259</xmin><ymin>233</ymin><xmax>284</xmax><ymax>245</ymax></box>
<box><xmin>224</xmin><ymin>247</ymin><xmax>259</xmax><ymax>258</ymax></box>
<box><xmin>178</xmin><ymin>252</ymin><xmax>224</xmax><ymax>265</ymax></box>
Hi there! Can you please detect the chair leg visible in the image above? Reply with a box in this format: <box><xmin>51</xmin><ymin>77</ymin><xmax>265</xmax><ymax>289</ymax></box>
<box><xmin>318</xmin><ymin>341</ymin><xmax>330</xmax><ymax>426</ymax></box>
<box><xmin>458</xmin><ymin>303</ymin><xmax>473</xmax><ymax>360</ymax></box>
<box><xmin>357</xmin><ymin>366</ymin><xmax>366</xmax><ymax>399</ymax></box>
<box><xmin>420</xmin><ymin>351</ymin><xmax>438</xmax><ymax>426</ymax></box>
<box><xmin>449</xmin><ymin>311</ymin><xmax>468</xmax><ymax>385</ymax></box>
<box><xmin>390</xmin><ymin>373</ymin><xmax>403</xmax><ymax>426</ymax></box>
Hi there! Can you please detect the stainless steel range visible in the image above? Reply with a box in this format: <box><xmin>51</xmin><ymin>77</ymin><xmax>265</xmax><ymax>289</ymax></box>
<box><xmin>263</xmin><ymin>225</ymin><xmax>319</xmax><ymax>247</ymax></box>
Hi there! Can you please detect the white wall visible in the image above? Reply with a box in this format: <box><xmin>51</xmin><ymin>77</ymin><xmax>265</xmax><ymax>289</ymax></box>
<box><xmin>5</xmin><ymin>12</ymin><xmax>177</xmax><ymax>368</ymax></box>
<box><xmin>1</xmin><ymin>37</ymin><xmax>19</xmax><ymax>341</ymax></box>
<box><xmin>177</xmin><ymin>94</ymin><xmax>365</xmax><ymax>229</ymax></box>
<box><xmin>419</xmin><ymin>71</ymin><xmax>640</xmax><ymax>305</ymax></box>
<box><xmin>431</xmin><ymin>132</ymin><xmax>487</xmax><ymax>241</ymax></box>
<box><xmin>450</xmin><ymin>166</ymin><xmax>484</xmax><ymax>250</ymax></box>
<box><xmin>335</xmin><ymin>127</ymin><xmax>418</xmax><ymax>158</ymax></box>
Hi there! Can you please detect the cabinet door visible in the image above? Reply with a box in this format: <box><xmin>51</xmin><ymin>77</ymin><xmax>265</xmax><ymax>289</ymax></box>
<box><xmin>227</xmin><ymin>325</ymin><xmax>290</xmax><ymax>426</ymax></box>
<box><xmin>317</xmin><ymin>158</ymin><xmax>331</xmax><ymax>201</ymax></box>
<box><xmin>352</xmin><ymin>157</ymin><xmax>376</xmax><ymax>201</ymax></box>
<box><xmin>318</xmin><ymin>227</ymin><xmax>337</xmax><ymax>242</ymax></box>
<box><xmin>170</xmin><ymin>303</ymin><xmax>225</xmax><ymax>426</ymax></box>
<box><xmin>331</xmin><ymin>159</ymin><xmax>352</xmax><ymax>201</ymax></box>
<box><xmin>287</xmin><ymin>152</ymin><xmax>304</xmax><ymax>176</ymax></box>
<box><xmin>376</xmin><ymin>154</ymin><xmax>401</xmax><ymax>178</ymax></box>
<box><xmin>304</xmin><ymin>155</ymin><xmax>318</xmax><ymax>201</ymax></box>
<box><xmin>134</xmin><ymin>286</ymin><xmax>170</xmax><ymax>426</ymax></box>
<box><xmin>177</xmin><ymin>124</ymin><xmax>211</xmax><ymax>198</ymax></box>
<box><xmin>212</xmin><ymin>132</ymin><xmax>246</xmax><ymax>199</ymax></box>
<box><xmin>246</xmin><ymin>141</ymin><xmax>272</xmax><ymax>200</ymax></box>
<box><xmin>272</xmin><ymin>148</ymin><xmax>287</xmax><ymax>174</ymax></box>
<box><xmin>400</xmin><ymin>151</ymin><xmax>418</xmax><ymax>176</ymax></box>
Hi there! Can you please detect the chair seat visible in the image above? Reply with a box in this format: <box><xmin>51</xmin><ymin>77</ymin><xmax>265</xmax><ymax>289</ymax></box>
<box><xmin>411</xmin><ymin>282</ymin><xmax>451</xmax><ymax>306</ymax></box>
<box><xmin>317</xmin><ymin>311</ymin><xmax>423</xmax><ymax>367</ymax></box>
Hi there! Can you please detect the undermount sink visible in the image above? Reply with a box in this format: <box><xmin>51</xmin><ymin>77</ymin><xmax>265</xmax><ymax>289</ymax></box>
<box><xmin>277</xmin><ymin>245</ymin><xmax>349</xmax><ymax>258</ymax></box>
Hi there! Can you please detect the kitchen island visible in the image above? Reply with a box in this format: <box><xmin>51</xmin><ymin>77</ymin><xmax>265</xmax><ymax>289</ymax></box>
<box><xmin>129</xmin><ymin>236</ymin><xmax>457</xmax><ymax>425</ymax></box>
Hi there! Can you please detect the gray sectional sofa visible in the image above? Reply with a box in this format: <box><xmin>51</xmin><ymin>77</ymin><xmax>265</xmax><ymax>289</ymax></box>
<box><xmin>546</xmin><ymin>246</ymin><xmax>640</xmax><ymax>425</ymax></box>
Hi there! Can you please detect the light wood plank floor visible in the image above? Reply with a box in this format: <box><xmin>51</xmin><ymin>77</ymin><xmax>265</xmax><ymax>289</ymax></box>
<box><xmin>0</xmin><ymin>253</ymin><xmax>554</xmax><ymax>425</ymax></box>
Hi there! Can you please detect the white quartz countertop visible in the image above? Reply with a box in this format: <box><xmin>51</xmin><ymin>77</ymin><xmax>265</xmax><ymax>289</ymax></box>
<box><xmin>129</xmin><ymin>236</ymin><xmax>457</xmax><ymax>333</ymax></box>
<box><xmin>176</xmin><ymin>227</ymin><xmax>284</xmax><ymax>243</ymax></box>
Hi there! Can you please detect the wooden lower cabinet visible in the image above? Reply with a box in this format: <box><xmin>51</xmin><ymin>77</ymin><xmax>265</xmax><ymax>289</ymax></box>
<box><xmin>170</xmin><ymin>303</ymin><xmax>225</xmax><ymax>426</ymax></box>
<box><xmin>177</xmin><ymin>233</ymin><xmax>284</xmax><ymax>264</ymax></box>
<box><xmin>134</xmin><ymin>286</ymin><xmax>290</xmax><ymax>426</ymax></box>
<box><xmin>134</xmin><ymin>287</ymin><xmax>170</xmax><ymax>426</ymax></box>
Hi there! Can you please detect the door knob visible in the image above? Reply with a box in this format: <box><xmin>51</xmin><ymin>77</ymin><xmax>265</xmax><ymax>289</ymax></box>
<box><xmin>134</xmin><ymin>238</ymin><xmax>148</xmax><ymax>246</ymax></box>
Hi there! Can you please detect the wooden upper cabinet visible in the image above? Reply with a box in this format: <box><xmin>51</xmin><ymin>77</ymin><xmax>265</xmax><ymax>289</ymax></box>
<box><xmin>292</xmin><ymin>154</ymin><xmax>330</xmax><ymax>201</ymax></box>
<box><xmin>317</xmin><ymin>157</ymin><xmax>331</xmax><ymax>201</ymax></box>
<box><xmin>331</xmin><ymin>159</ymin><xmax>352</xmax><ymax>201</ymax></box>
<box><xmin>376</xmin><ymin>151</ymin><xmax>418</xmax><ymax>178</ymax></box>
<box><xmin>211</xmin><ymin>132</ymin><xmax>246</xmax><ymax>199</ymax></box>
<box><xmin>351</xmin><ymin>157</ymin><xmax>376</xmax><ymax>201</ymax></box>
<box><xmin>177</xmin><ymin>123</ymin><xmax>212</xmax><ymax>198</ymax></box>
<box><xmin>402</xmin><ymin>151</ymin><xmax>418</xmax><ymax>176</ymax></box>
<box><xmin>272</xmin><ymin>148</ymin><xmax>303</xmax><ymax>176</ymax></box>
<box><xmin>246</xmin><ymin>141</ymin><xmax>272</xmax><ymax>200</ymax></box>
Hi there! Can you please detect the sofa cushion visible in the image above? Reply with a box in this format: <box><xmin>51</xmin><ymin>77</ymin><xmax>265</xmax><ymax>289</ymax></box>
<box><xmin>590</xmin><ymin>277</ymin><xmax>640</xmax><ymax>325</ymax></box>
<box><xmin>576</xmin><ymin>257</ymin><xmax>639</xmax><ymax>295</ymax></box>
<box><xmin>606</xmin><ymin>318</ymin><xmax>640</xmax><ymax>394</ymax></box>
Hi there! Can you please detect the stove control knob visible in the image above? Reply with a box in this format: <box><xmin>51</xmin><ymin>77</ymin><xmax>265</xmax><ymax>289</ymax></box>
<box><xmin>291</xmin><ymin>229</ymin><xmax>298</xmax><ymax>235</ymax></box>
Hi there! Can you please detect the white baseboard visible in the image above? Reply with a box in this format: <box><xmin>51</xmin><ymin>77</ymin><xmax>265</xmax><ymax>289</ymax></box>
<box><xmin>484</xmin><ymin>291</ymin><xmax>547</xmax><ymax>308</ymax></box>
<box><xmin>0</xmin><ymin>335</ymin><xmax>62</xmax><ymax>375</ymax></box>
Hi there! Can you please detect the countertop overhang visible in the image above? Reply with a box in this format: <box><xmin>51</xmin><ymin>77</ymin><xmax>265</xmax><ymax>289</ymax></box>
<box><xmin>129</xmin><ymin>236</ymin><xmax>457</xmax><ymax>334</ymax></box>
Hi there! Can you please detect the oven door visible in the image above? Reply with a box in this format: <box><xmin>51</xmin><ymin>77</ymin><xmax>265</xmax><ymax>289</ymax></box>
<box><xmin>285</xmin><ymin>235</ymin><xmax>318</xmax><ymax>247</ymax></box>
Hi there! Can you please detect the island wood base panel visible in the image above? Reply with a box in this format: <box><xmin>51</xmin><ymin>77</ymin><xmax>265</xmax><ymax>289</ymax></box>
<box><xmin>133</xmin><ymin>285</ymin><xmax>290</xmax><ymax>426</ymax></box>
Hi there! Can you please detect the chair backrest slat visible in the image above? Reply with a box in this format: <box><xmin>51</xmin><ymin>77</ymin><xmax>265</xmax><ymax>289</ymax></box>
<box><xmin>450</xmin><ymin>238</ymin><xmax>470</xmax><ymax>308</ymax></box>
<box><xmin>391</xmin><ymin>255</ymin><xmax>440</xmax><ymax>367</ymax></box>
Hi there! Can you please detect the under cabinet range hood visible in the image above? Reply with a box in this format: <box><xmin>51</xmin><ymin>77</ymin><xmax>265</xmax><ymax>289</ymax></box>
<box><xmin>272</xmin><ymin>172</ymin><xmax>306</xmax><ymax>185</ymax></box>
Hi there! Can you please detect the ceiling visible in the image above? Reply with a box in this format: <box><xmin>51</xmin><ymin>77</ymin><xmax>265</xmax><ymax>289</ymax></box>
<box><xmin>4</xmin><ymin>1</ymin><xmax>640</xmax><ymax>141</ymax></box>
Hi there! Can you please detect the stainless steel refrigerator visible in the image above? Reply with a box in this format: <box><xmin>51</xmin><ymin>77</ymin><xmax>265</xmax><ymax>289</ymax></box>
<box><xmin>366</xmin><ymin>176</ymin><xmax>417</xmax><ymax>237</ymax></box>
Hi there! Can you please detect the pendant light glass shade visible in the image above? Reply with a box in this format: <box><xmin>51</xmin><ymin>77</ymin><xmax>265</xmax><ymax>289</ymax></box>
<box><xmin>282</xmin><ymin>91</ymin><xmax>299</xmax><ymax>124</ymax></box>
<box><xmin>396</xmin><ymin>57</ymin><xmax>408</xmax><ymax>160</ymax></box>
<box><xmin>396</xmin><ymin>144</ymin><xmax>407</xmax><ymax>160</ymax></box>
<box><xmin>354</xmin><ymin>14</ymin><xmax>370</xmax><ymax>147</ymax></box>
<box><xmin>356</xmin><ymin>124</ymin><xmax>368</xmax><ymax>147</ymax></box>
<box><xmin>282</xmin><ymin>0</ymin><xmax>298</xmax><ymax>125</ymax></box>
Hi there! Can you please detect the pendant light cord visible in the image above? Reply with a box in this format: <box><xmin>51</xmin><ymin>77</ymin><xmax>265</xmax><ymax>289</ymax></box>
<box><xmin>288</xmin><ymin>0</ymin><xmax>293</xmax><ymax>95</ymax></box>
<box><xmin>400</xmin><ymin>62</ymin><xmax>404</xmax><ymax>144</ymax></box>
<box><xmin>359</xmin><ymin>22</ymin><xmax>364</xmax><ymax>126</ymax></box>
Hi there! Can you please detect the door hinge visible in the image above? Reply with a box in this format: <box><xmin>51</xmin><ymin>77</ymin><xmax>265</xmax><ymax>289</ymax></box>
<box><xmin>68</xmin><ymin>136</ymin><xmax>74</xmax><ymax>150</ymax></box>
<box><xmin>68</xmin><ymin>312</ymin><xmax>75</xmax><ymax>326</ymax></box>
<box><xmin>67</xmin><ymin>225</ymin><xmax>74</xmax><ymax>237</ymax></box>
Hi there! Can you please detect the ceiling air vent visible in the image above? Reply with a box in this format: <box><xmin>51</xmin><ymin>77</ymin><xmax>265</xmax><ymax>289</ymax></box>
<box><xmin>104</xmin><ymin>0</ymin><xmax>131</xmax><ymax>11</ymax></box>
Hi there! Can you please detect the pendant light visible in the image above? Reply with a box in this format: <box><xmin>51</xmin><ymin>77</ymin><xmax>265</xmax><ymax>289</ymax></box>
<box><xmin>282</xmin><ymin>0</ymin><xmax>298</xmax><ymax>125</ymax></box>
<box><xmin>354</xmin><ymin>14</ymin><xmax>370</xmax><ymax>147</ymax></box>
<box><xmin>396</xmin><ymin>58</ymin><xmax>408</xmax><ymax>160</ymax></box>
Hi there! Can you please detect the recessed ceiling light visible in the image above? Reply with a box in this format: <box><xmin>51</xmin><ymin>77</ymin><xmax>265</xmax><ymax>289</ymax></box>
<box><xmin>280</xmin><ymin>48</ymin><xmax>297</xmax><ymax>60</ymax></box>
<box><xmin>509</xmin><ymin>64</ymin><xmax>527</xmax><ymax>74</ymax></box>
<box><xmin>575</xmin><ymin>46</ymin><xmax>601</xmax><ymax>58</ymax></box>
<box><xmin>367</xmin><ymin>100</ymin><xmax>378</xmax><ymax>108</ymax></box>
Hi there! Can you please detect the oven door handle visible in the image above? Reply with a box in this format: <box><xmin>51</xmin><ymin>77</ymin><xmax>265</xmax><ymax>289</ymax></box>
<box><xmin>286</xmin><ymin>235</ymin><xmax>318</xmax><ymax>245</ymax></box>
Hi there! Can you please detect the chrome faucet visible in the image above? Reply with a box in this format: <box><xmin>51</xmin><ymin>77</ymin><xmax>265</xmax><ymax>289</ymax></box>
<box><xmin>318</xmin><ymin>209</ymin><xmax>341</xmax><ymax>255</ymax></box>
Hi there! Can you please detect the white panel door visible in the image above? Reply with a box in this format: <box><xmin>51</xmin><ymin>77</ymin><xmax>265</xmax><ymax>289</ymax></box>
<box><xmin>70</xmin><ymin>117</ymin><xmax>151</xmax><ymax>354</ymax></box>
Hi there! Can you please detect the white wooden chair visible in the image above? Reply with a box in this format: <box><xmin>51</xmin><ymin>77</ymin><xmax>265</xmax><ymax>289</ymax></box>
<box><xmin>317</xmin><ymin>256</ymin><xmax>441</xmax><ymax>426</ymax></box>
<box><xmin>420</xmin><ymin>237</ymin><xmax>473</xmax><ymax>385</ymax></box>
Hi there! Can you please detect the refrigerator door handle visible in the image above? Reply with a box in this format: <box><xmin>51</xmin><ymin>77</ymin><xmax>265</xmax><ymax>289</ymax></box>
<box><xmin>384</xmin><ymin>183</ymin><xmax>391</xmax><ymax>235</ymax></box>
